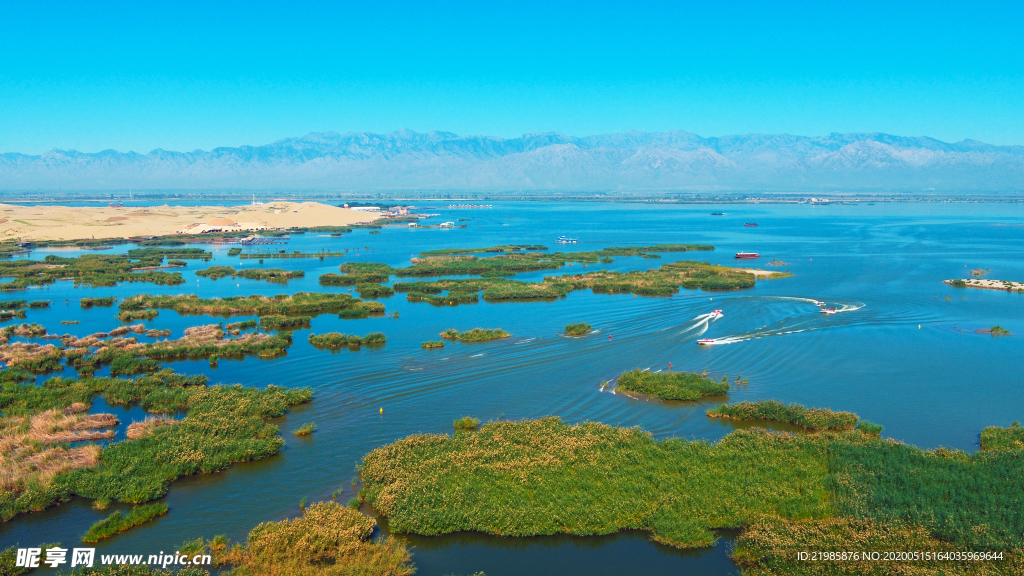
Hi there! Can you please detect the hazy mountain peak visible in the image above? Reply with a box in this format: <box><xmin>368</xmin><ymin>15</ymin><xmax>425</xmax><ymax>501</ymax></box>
<box><xmin>1</xmin><ymin>129</ymin><xmax>1021</xmax><ymax>192</ymax></box>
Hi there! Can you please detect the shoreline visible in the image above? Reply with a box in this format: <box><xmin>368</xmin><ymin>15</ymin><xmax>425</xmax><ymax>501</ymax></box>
<box><xmin>945</xmin><ymin>278</ymin><xmax>1024</xmax><ymax>292</ymax></box>
<box><xmin>0</xmin><ymin>201</ymin><xmax>374</xmax><ymax>242</ymax></box>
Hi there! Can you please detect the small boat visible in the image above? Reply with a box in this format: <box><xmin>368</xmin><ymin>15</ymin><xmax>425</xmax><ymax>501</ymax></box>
<box><xmin>744</xmin><ymin>223</ymin><xmax>758</xmax><ymax>227</ymax></box>
<box><xmin>821</xmin><ymin>308</ymin><xmax>837</xmax><ymax>314</ymax></box>
<box><xmin>813</xmin><ymin>300</ymin><xmax>825</xmax><ymax>307</ymax></box>
<box><xmin>711</xmin><ymin>212</ymin><xmax>726</xmax><ymax>216</ymax></box>
<box><xmin>556</xmin><ymin>235</ymin><xmax>580</xmax><ymax>244</ymax></box>
<box><xmin>735</xmin><ymin>252</ymin><xmax>760</xmax><ymax>259</ymax></box>
<box><xmin>710</xmin><ymin>309</ymin><xmax>723</xmax><ymax>319</ymax></box>
<box><xmin>697</xmin><ymin>339</ymin><xmax>716</xmax><ymax>346</ymax></box>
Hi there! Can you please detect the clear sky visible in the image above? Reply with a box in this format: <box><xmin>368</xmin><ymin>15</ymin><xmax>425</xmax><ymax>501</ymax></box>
<box><xmin>1</xmin><ymin>0</ymin><xmax>1022</xmax><ymax>154</ymax></box>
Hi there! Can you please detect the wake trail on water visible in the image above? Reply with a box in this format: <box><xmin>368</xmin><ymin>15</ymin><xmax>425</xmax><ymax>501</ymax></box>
<box><xmin>705</xmin><ymin>296</ymin><xmax>867</xmax><ymax>346</ymax></box>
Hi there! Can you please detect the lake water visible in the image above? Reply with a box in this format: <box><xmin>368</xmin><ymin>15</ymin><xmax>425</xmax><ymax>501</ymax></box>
<box><xmin>2</xmin><ymin>200</ymin><xmax>1023</xmax><ymax>575</ymax></box>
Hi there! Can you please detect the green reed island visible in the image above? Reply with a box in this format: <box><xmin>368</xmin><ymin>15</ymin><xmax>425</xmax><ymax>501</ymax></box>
<box><xmin>309</xmin><ymin>332</ymin><xmax>386</xmax><ymax>349</ymax></box>
<box><xmin>83</xmin><ymin>502</ymin><xmax>168</xmax><ymax>543</ymax></box>
<box><xmin>195</xmin><ymin>266</ymin><xmax>305</xmax><ymax>284</ymax></box>
<box><xmin>440</xmin><ymin>328</ymin><xmax>510</xmax><ymax>342</ymax></box>
<box><xmin>615</xmin><ymin>369</ymin><xmax>729</xmax><ymax>401</ymax></box>
<box><xmin>0</xmin><ymin>250</ymin><xmax>208</xmax><ymax>290</ymax></box>
<box><xmin>0</xmin><ymin>370</ymin><xmax>310</xmax><ymax>522</ymax></box>
<box><xmin>119</xmin><ymin>292</ymin><xmax>384</xmax><ymax>319</ymax></box>
<box><xmin>564</xmin><ymin>322</ymin><xmax>592</xmax><ymax>336</ymax></box>
<box><xmin>360</xmin><ymin>411</ymin><xmax>1024</xmax><ymax>575</ymax></box>
<box><xmin>706</xmin><ymin>400</ymin><xmax>860</xmax><ymax>431</ymax></box>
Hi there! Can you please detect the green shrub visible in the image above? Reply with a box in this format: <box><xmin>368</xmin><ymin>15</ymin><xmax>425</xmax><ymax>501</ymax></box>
<box><xmin>565</xmin><ymin>322</ymin><xmax>592</xmax><ymax>336</ymax></box>
<box><xmin>119</xmin><ymin>309</ymin><xmax>159</xmax><ymax>322</ymax></box>
<box><xmin>295</xmin><ymin>422</ymin><xmax>316</xmax><ymax>436</ymax></box>
<box><xmin>81</xmin><ymin>296</ymin><xmax>116</xmax><ymax>308</ymax></box>
<box><xmin>421</xmin><ymin>340</ymin><xmax>444</xmax><ymax>349</ymax></box>
<box><xmin>27</xmin><ymin>300</ymin><xmax>50</xmax><ymax>308</ymax></box>
<box><xmin>454</xmin><ymin>417</ymin><xmax>481</xmax><ymax>430</ymax></box>
<box><xmin>856</xmin><ymin>420</ymin><xmax>884</xmax><ymax>436</ymax></box>
<box><xmin>981</xmin><ymin>421</ymin><xmax>1024</xmax><ymax>450</ymax></box>
<box><xmin>259</xmin><ymin>315</ymin><xmax>310</xmax><ymax>330</ymax></box>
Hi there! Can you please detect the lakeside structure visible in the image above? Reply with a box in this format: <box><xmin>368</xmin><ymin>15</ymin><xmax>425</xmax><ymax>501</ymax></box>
<box><xmin>0</xmin><ymin>201</ymin><xmax>376</xmax><ymax>241</ymax></box>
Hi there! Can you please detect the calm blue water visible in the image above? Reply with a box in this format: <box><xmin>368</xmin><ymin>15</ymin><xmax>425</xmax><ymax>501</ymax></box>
<box><xmin>2</xmin><ymin>201</ymin><xmax>1023</xmax><ymax>575</ymax></box>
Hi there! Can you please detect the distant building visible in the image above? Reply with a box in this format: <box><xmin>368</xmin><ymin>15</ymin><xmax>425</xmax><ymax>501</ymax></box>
<box><xmin>351</xmin><ymin>206</ymin><xmax>381</xmax><ymax>212</ymax></box>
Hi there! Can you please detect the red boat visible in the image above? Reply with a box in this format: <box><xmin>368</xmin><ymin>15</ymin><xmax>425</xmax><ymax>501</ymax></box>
<box><xmin>735</xmin><ymin>252</ymin><xmax>760</xmax><ymax>259</ymax></box>
<box><xmin>744</xmin><ymin>223</ymin><xmax>758</xmax><ymax>227</ymax></box>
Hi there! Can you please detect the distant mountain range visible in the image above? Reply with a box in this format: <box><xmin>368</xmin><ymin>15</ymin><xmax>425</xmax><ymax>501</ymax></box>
<box><xmin>2</xmin><ymin>130</ymin><xmax>1022</xmax><ymax>192</ymax></box>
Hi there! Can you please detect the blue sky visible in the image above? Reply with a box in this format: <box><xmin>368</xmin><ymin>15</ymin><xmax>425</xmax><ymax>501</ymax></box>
<box><xmin>1</xmin><ymin>0</ymin><xmax>1022</xmax><ymax>153</ymax></box>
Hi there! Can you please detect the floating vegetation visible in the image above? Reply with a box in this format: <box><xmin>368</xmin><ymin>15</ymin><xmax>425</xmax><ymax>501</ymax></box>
<box><xmin>259</xmin><ymin>315</ymin><xmax>311</xmax><ymax>331</ymax></box>
<box><xmin>766</xmin><ymin>259</ymin><xmax>790</xmax><ymax>266</ymax></box>
<box><xmin>81</xmin><ymin>296</ymin><xmax>116</xmax><ymax>308</ymax></box>
<box><xmin>0</xmin><ymin>252</ymin><xmax>191</xmax><ymax>290</ymax></box>
<box><xmin>0</xmin><ymin>300</ymin><xmax>27</xmax><ymax>309</ymax></box>
<box><xmin>295</xmin><ymin>422</ymin><xmax>316</xmax><ymax>436</ymax></box>
<box><xmin>980</xmin><ymin>421</ymin><xmax>1024</xmax><ymax>451</ymax></box>
<box><xmin>360</xmin><ymin>414</ymin><xmax>1024</xmax><ymax>567</ymax></box>
<box><xmin>239</xmin><ymin>249</ymin><xmax>347</xmax><ymax>259</ymax></box>
<box><xmin>119</xmin><ymin>309</ymin><xmax>159</xmax><ymax>322</ymax></box>
<box><xmin>196</xmin><ymin>266</ymin><xmax>305</xmax><ymax>284</ymax></box>
<box><xmin>125</xmin><ymin>248</ymin><xmax>212</xmax><ymax>260</ymax></box>
<box><xmin>61</xmin><ymin>320</ymin><xmax>80</xmax><ymax>325</ymax></box>
<box><xmin>707</xmin><ymin>400</ymin><xmax>859</xmax><ymax>431</ymax></box>
<box><xmin>421</xmin><ymin>340</ymin><xmax>444</xmax><ymax>349</ymax></box>
<box><xmin>144</xmin><ymin>329</ymin><xmax>172</xmax><ymax>338</ymax></box>
<box><xmin>143</xmin><ymin>324</ymin><xmax>293</xmax><ymax>362</ymax></box>
<box><xmin>319</xmin><ymin>262</ymin><xmax>395</xmax><ymax>285</ymax></box>
<box><xmin>855</xmin><ymin>420</ymin><xmax>884</xmax><ymax>436</ymax></box>
<box><xmin>970</xmin><ymin>268</ymin><xmax>991</xmax><ymax>277</ymax></box>
<box><xmin>195</xmin><ymin>501</ymin><xmax>413</xmax><ymax>576</ymax></box>
<box><xmin>550</xmin><ymin>260</ymin><xmax>755</xmax><ymax>295</ymax></box>
<box><xmin>420</xmin><ymin>245</ymin><xmax>548</xmax><ymax>256</ymax></box>
<box><xmin>227</xmin><ymin>247</ymin><xmax>242</xmax><ymax>256</ymax></box>
<box><xmin>0</xmin><ymin>310</ymin><xmax>26</xmax><ymax>321</ymax></box>
<box><xmin>395</xmin><ymin>278</ymin><xmax>564</xmax><ymax>305</ymax></box>
<box><xmin>82</xmin><ymin>502</ymin><xmax>168</xmax><ymax>542</ymax></box>
<box><xmin>599</xmin><ymin>257</ymin><xmax>613</xmax><ymax>264</ymax></box>
<box><xmin>615</xmin><ymin>369</ymin><xmax>728</xmax><ymax>400</ymax></box>
<box><xmin>356</xmin><ymin>283</ymin><xmax>395</xmax><ymax>298</ymax></box>
<box><xmin>194</xmin><ymin>266</ymin><xmax>236</xmax><ymax>279</ymax></box>
<box><xmin>391</xmin><ymin>261</ymin><xmax>756</xmax><ymax>306</ymax></box>
<box><xmin>564</xmin><ymin>322</ymin><xmax>592</xmax><ymax>336</ymax></box>
<box><xmin>990</xmin><ymin>325</ymin><xmax>1011</xmax><ymax>336</ymax></box>
<box><xmin>27</xmin><ymin>301</ymin><xmax>49</xmax><ymax>308</ymax></box>
<box><xmin>119</xmin><ymin>292</ymin><xmax>383</xmax><ymax>319</ymax></box>
<box><xmin>454</xmin><ymin>417</ymin><xmax>481</xmax><ymax>431</ymax></box>
<box><xmin>309</xmin><ymin>332</ymin><xmax>386</xmax><ymax>349</ymax></box>
<box><xmin>226</xmin><ymin>319</ymin><xmax>258</xmax><ymax>331</ymax></box>
<box><xmin>440</xmin><ymin>328</ymin><xmax>510</xmax><ymax>342</ymax></box>
<box><xmin>395</xmin><ymin>245</ymin><xmax>711</xmax><ymax>279</ymax></box>
<box><xmin>0</xmin><ymin>370</ymin><xmax>311</xmax><ymax>521</ymax></box>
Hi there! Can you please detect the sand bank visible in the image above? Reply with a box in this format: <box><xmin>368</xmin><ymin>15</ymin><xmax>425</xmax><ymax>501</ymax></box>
<box><xmin>0</xmin><ymin>202</ymin><xmax>375</xmax><ymax>241</ymax></box>
<box><xmin>945</xmin><ymin>278</ymin><xmax>1024</xmax><ymax>293</ymax></box>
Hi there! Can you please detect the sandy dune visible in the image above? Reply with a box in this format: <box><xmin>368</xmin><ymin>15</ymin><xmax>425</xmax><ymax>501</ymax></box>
<box><xmin>0</xmin><ymin>202</ymin><xmax>376</xmax><ymax>241</ymax></box>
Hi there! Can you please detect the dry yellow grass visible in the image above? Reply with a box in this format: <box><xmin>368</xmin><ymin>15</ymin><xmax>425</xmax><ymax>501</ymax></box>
<box><xmin>126</xmin><ymin>417</ymin><xmax>180</xmax><ymax>440</ymax></box>
<box><xmin>0</xmin><ymin>409</ymin><xmax>117</xmax><ymax>492</ymax></box>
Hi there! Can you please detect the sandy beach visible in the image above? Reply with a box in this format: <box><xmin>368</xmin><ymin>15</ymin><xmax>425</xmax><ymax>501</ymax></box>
<box><xmin>0</xmin><ymin>201</ymin><xmax>376</xmax><ymax>242</ymax></box>
<box><xmin>945</xmin><ymin>278</ymin><xmax>1024</xmax><ymax>292</ymax></box>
